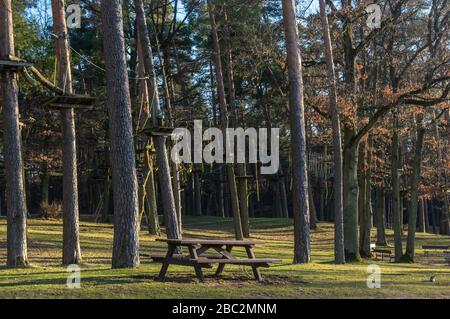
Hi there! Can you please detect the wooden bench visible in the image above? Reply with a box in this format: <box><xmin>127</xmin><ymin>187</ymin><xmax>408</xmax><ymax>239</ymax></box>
<box><xmin>152</xmin><ymin>239</ymin><xmax>281</xmax><ymax>281</ymax></box>
<box><xmin>373</xmin><ymin>248</ymin><xmax>394</xmax><ymax>262</ymax></box>
<box><xmin>444</xmin><ymin>251</ymin><xmax>450</xmax><ymax>265</ymax></box>
<box><xmin>422</xmin><ymin>245</ymin><xmax>450</xmax><ymax>258</ymax></box>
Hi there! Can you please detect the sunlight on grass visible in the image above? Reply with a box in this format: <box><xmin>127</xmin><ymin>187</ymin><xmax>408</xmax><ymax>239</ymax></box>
<box><xmin>0</xmin><ymin>216</ymin><xmax>449</xmax><ymax>298</ymax></box>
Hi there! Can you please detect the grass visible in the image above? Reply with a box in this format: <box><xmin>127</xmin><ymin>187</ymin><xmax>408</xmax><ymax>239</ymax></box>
<box><xmin>0</xmin><ymin>216</ymin><xmax>449</xmax><ymax>299</ymax></box>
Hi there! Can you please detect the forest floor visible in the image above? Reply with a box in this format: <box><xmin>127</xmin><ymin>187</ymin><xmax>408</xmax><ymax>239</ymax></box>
<box><xmin>0</xmin><ymin>216</ymin><xmax>449</xmax><ymax>298</ymax></box>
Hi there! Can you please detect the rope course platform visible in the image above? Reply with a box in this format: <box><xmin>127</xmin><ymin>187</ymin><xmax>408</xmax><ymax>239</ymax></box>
<box><xmin>1</xmin><ymin>55</ymin><xmax>97</xmax><ymax>111</ymax></box>
<box><xmin>236</xmin><ymin>175</ymin><xmax>255</xmax><ymax>180</ymax></box>
<box><xmin>143</xmin><ymin>126</ymin><xmax>175</xmax><ymax>137</ymax></box>
<box><xmin>43</xmin><ymin>95</ymin><xmax>96</xmax><ymax>110</ymax></box>
<box><xmin>0</xmin><ymin>60</ymin><xmax>33</xmax><ymax>72</ymax></box>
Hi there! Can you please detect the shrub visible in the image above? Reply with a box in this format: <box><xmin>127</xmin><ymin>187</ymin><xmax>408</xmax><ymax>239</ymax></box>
<box><xmin>40</xmin><ymin>202</ymin><xmax>62</xmax><ymax>219</ymax></box>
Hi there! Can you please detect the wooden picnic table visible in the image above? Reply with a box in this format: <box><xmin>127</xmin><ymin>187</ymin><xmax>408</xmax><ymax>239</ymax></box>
<box><xmin>422</xmin><ymin>245</ymin><xmax>450</xmax><ymax>259</ymax></box>
<box><xmin>153</xmin><ymin>239</ymin><xmax>280</xmax><ymax>281</ymax></box>
<box><xmin>373</xmin><ymin>248</ymin><xmax>395</xmax><ymax>262</ymax></box>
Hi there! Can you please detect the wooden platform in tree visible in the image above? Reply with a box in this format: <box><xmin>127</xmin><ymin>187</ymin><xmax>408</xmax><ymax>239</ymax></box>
<box><xmin>143</xmin><ymin>126</ymin><xmax>175</xmax><ymax>137</ymax></box>
<box><xmin>43</xmin><ymin>95</ymin><xmax>96</xmax><ymax>110</ymax></box>
<box><xmin>236</xmin><ymin>175</ymin><xmax>255</xmax><ymax>180</ymax></box>
<box><xmin>0</xmin><ymin>57</ymin><xmax>33</xmax><ymax>72</ymax></box>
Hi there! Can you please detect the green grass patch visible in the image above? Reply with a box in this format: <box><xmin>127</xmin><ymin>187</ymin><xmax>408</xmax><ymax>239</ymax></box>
<box><xmin>0</xmin><ymin>216</ymin><xmax>449</xmax><ymax>298</ymax></box>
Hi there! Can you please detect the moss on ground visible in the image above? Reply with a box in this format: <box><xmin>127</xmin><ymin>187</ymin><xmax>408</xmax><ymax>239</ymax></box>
<box><xmin>0</xmin><ymin>216</ymin><xmax>449</xmax><ymax>298</ymax></box>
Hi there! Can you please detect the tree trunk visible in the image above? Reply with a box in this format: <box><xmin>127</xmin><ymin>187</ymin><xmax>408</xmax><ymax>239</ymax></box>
<box><xmin>134</xmin><ymin>0</ymin><xmax>180</xmax><ymax>241</ymax></box>
<box><xmin>217</xmin><ymin>171</ymin><xmax>225</xmax><ymax>218</ymax></box>
<box><xmin>375</xmin><ymin>188</ymin><xmax>387</xmax><ymax>246</ymax></box>
<box><xmin>237</xmin><ymin>164</ymin><xmax>250</xmax><ymax>237</ymax></box>
<box><xmin>102</xmin><ymin>169</ymin><xmax>111</xmax><ymax>222</ymax></box>
<box><xmin>51</xmin><ymin>0</ymin><xmax>82</xmax><ymax>265</ymax></box>
<box><xmin>434</xmin><ymin>110</ymin><xmax>450</xmax><ymax>235</ymax></box>
<box><xmin>136</xmin><ymin>31</ymin><xmax>159</xmax><ymax>236</ymax></box>
<box><xmin>101</xmin><ymin>0</ymin><xmax>140</xmax><ymax>268</ymax></box>
<box><xmin>359</xmin><ymin>140</ymin><xmax>372</xmax><ymax>258</ymax></box>
<box><xmin>280</xmin><ymin>175</ymin><xmax>289</xmax><ymax>218</ymax></box>
<box><xmin>424</xmin><ymin>199</ymin><xmax>430</xmax><ymax>232</ymax></box>
<box><xmin>308</xmin><ymin>181</ymin><xmax>318</xmax><ymax>229</ymax></box>
<box><xmin>343</xmin><ymin>129</ymin><xmax>360</xmax><ymax>261</ymax></box>
<box><xmin>282</xmin><ymin>0</ymin><xmax>311</xmax><ymax>263</ymax></box>
<box><xmin>144</xmin><ymin>150</ymin><xmax>160</xmax><ymax>236</ymax></box>
<box><xmin>391</xmin><ymin>121</ymin><xmax>403</xmax><ymax>262</ymax></box>
<box><xmin>193</xmin><ymin>167</ymin><xmax>202</xmax><ymax>216</ymax></box>
<box><xmin>41</xmin><ymin>163</ymin><xmax>50</xmax><ymax>209</ymax></box>
<box><xmin>0</xmin><ymin>0</ymin><xmax>29</xmax><ymax>268</ymax></box>
<box><xmin>319</xmin><ymin>0</ymin><xmax>345</xmax><ymax>263</ymax></box>
<box><xmin>154</xmin><ymin>35</ymin><xmax>182</xmax><ymax>234</ymax></box>
<box><xmin>417</xmin><ymin>199</ymin><xmax>425</xmax><ymax>233</ymax></box>
<box><xmin>207</xmin><ymin>0</ymin><xmax>243</xmax><ymax>240</ymax></box>
<box><xmin>223</xmin><ymin>7</ymin><xmax>250</xmax><ymax>237</ymax></box>
<box><xmin>404</xmin><ymin>118</ymin><xmax>425</xmax><ymax>262</ymax></box>
<box><xmin>274</xmin><ymin>180</ymin><xmax>283</xmax><ymax>218</ymax></box>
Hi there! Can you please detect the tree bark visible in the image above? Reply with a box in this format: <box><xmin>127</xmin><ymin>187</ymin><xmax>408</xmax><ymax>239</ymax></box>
<box><xmin>101</xmin><ymin>0</ymin><xmax>140</xmax><ymax>268</ymax></box>
<box><xmin>375</xmin><ymin>188</ymin><xmax>387</xmax><ymax>246</ymax></box>
<box><xmin>308</xmin><ymin>180</ymin><xmax>318</xmax><ymax>229</ymax></box>
<box><xmin>318</xmin><ymin>0</ymin><xmax>345</xmax><ymax>263</ymax></box>
<box><xmin>41</xmin><ymin>163</ymin><xmax>50</xmax><ymax>209</ymax></box>
<box><xmin>424</xmin><ymin>199</ymin><xmax>430</xmax><ymax>232</ymax></box>
<box><xmin>207</xmin><ymin>0</ymin><xmax>243</xmax><ymax>240</ymax></box>
<box><xmin>144</xmin><ymin>150</ymin><xmax>160</xmax><ymax>236</ymax></box>
<box><xmin>51</xmin><ymin>0</ymin><xmax>82</xmax><ymax>265</ymax></box>
<box><xmin>358</xmin><ymin>140</ymin><xmax>372</xmax><ymax>258</ymax></box>
<box><xmin>223</xmin><ymin>7</ymin><xmax>250</xmax><ymax>237</ymax></box>
<box><xmin>434</xmin><ymin>110</ymin><xmax>450</xmax><ymax>235</ymax></box>
<box><xmin>0</xmin><ymin>0</ymin><xmax>29</xmax><ymax>268</ymax></box>
<box><xmin>280</xmin><ymin>174</ymin><xmax>289</xmax><ymax>218</ymax></box>
<box><xmin>154</xmin><ymin>34</ymin><xmax>182</xmax><ymax>232</ymax></box>
<box><xmin>404</xmin><ymin>116</ymin><xmax>425</xmax><ymax>262</ymax></box>
<box><xmin>391</xmin><ymin>118</ymin><xmax>403</xmax><ymax>262</ymax></box>
<box><xmin>417</xmin><ymin>198</ymin><xmax>425</xmax><ymax>233</ymax></box>
<box><xmin>282</xmin><ymin>0</ymin><xmax>311</xmax><ymax>263</ymax></box>
<box><xmin>193</xmin><ymin>167</ymin><xmax>202</xmax><ymax>216</ymax></box>
<box><xmin>343</xmin><ymin>130</ymin><xmax>360</xmax><ymax>261</ymax></box>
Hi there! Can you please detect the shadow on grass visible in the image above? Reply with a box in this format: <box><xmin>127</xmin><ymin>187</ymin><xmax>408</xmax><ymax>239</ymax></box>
<box><xmin>0</xmin><ymin>273</ymin><xmax>156</xmax><ymax>288</ymax></box>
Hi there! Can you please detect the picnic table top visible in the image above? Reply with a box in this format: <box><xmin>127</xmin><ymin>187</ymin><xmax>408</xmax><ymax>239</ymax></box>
<box><xmin>156</xmin><ymin>238</ymin><xmax>257</xmax><ymax>246</ymax></box>
<box><xmin>373</xmin><ymin>248</ymin><xmax>393</xmax><ymax>253</ymax></box>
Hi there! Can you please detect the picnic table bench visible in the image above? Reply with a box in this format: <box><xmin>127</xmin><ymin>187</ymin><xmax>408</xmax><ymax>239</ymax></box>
<box><xmin>373</xmin><ymin>248</ymin><xmax>395</xmax><ymax>262</ymax></box>
<box><xmin>152</xmin><ymin>239</ymin><xmax>281</xmax><ymax>281</ymax></box>
<box><xmin>422</xmin><ymin>245</ymin><xmax>450</xmax><ymax>258</ymax></box>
